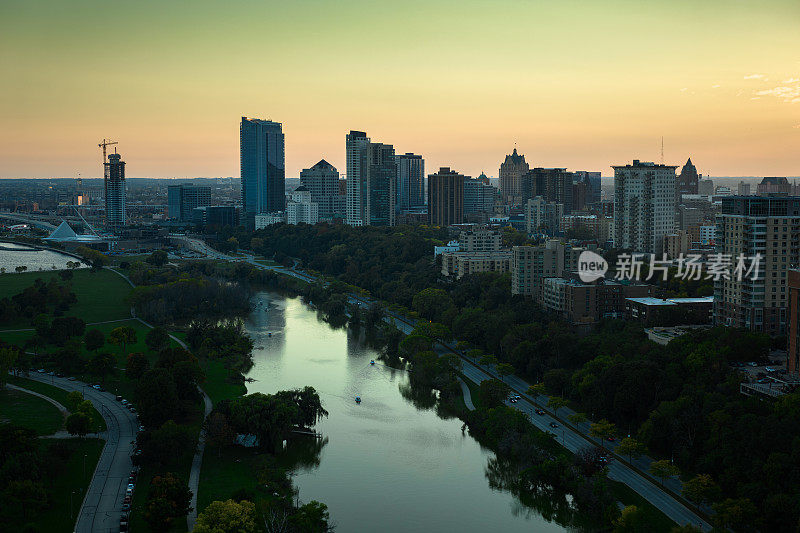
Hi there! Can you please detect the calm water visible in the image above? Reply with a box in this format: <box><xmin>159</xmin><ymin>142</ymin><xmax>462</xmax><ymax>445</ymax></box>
<box><xmin>244</xmin><ymin>292</ymin><xmax>567</xmax><ymax>533</ymax></box>
<box><xmin>0</xmin><ymin>242</ymin><xmax>85</xmax><ymax>272</ymax></box>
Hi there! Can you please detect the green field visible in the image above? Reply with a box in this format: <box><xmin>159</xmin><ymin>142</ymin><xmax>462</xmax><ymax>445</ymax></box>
<box><xmin>201</xmin><ymin>358</ymin><xmax>247</xmax><ymax>406</ymax></box>
<box><xmin>0</xmin><ymin>268</ymin><xmax>132</xmax><ymax>327</ymax></box>
<box><xmin>7</xmin><ymin>375</ymin><xmax>106</xmax><ymax>432</ymax></box>
<box><xmin>8</xmin><ymin>438</ymin><xmax>106</xmax><ymax>533</ymax></box>
<box><xmin>197</xmin><ymin>445</ymin><xmax>262</xmax><ymax>514</ymax></box>
<box><xmin>0</xmin><ymin>386</ymin><xmax>65</xmax><ymax>434</ymax></box>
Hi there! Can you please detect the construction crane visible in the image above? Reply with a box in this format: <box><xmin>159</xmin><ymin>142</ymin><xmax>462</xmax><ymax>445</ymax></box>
<box><xmin>98</xmin><ymin>138</ymin><xmax>118</xmax><ymax>164</ymax></box>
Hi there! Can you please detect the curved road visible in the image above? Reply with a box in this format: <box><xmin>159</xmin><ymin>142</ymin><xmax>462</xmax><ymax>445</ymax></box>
<box><xmin>21</xmin><ymin>373</ymin><xmax>138</xmax><ymax>533</ymax></box>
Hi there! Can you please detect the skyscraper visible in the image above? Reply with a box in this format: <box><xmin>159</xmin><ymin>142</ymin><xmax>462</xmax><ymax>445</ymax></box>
<box><xmin>104</xmin><ymin>152</ymin><xmax>126</xmax><ymax>232</ymax></box>
<box><xmin>714</xmin><ymin>196</ymin><xmax>800</xmax><ymax>336</ymax></box>
<box><xmin>521</xmin><ymin>168</ymin><xmax>575</xmax><ymax>213</ymax></box>
<box><xmin>346</xmin><ymin>130</ymin><xmax>370</xmax><ymax>226</ymax></box>
<box><xmin>613</xmin><ymin>160</ymin><xmax>677</xmax><ymax>254</ymax></box>
<box><xmin>499</xmin><ymin>148</ymin><xmax>529</xmax><ymax>203</ymax></box>
<box><xmin>346</xmin><ymin>131</ymin><xmax>396</xmax><ymax>226</ymax></box>
<box><xmin>168</xmin><ymin>184</ymin><xmax>212</xmax><ymax>221</ymax></box>
<box><xmin>396</xmin><ymin>153</ymin><xmax>425</xmax><ymax>210</ymax></box>
<box><xmin>300</xmin><ymin>159</ymin><xmax>339</xmax><ymax>220</ymax></box>
<box><xmin>463</xmin><ymin>177</ymin><xmax>496</xmax><ymax>215</ymax></box>
<box><xmin>240</xmin><ymin>117</ymin><xmax>285</xmax><ymax>219</ymax></box>
<box><xmin>428</xmin><ymin>167</ymin><xmax>465</xmax><ymax>227</ymax></box>
<box><xmin>677</xmin><ymin>158</ymin><xmax>699</xmax><ymax>195</ymax></box>
<box><xmin>366</xmin><ymin>142</ymin><xmax>396</xmax><ymax>227</ymax></box>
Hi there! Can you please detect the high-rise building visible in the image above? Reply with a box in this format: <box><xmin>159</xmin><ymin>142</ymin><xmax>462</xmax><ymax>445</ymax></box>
<box><xmin>366</xmin><ymin>142</ymin><xmax>396</xmax><ymax>227</ymax></box>
<box><xmin>525</xmin><ymin>196</ymin><xmax>564</xmax><ymax>235</ymax></box>
<box><xmin>428</xmin><ymin>167</ymin><xmax>465</xmax><ymax>227</ymax></box>
<box><xmin>574</xmin><ymin>171</ymin><xmax>602</xmax><ymax>205</ymax></box>
<box><xmin>168</xmin><ymin>184</ymin><xmax>211</xmax><ymax>221</ymax></box>
<box><xmin>300</xmin><ymin>159</ymin><xmax>339</xmax><ymax>220</ymax></box>
<box><xmin>346</xmin><ymin>130</ymin><xmax>370</xmax><ymax>226</ymax></box>
<box><xmin>521</xmin><ymin>168</ymin><xmax>574</xmax><ymax>213</ymax></box>
<box><xmin>698</xmin><ymin>178</ymin><xmax>715</xmax><ymax>196</ymax></box>
<box><xmin>677</xmin><ymin>158</ymin><xmax>699</xmax><ymax>195</ymax></box>
<box><xmin>463</xmin><ymin>177</ymin><xmax>496</xmax><ymax>215</ymax></box>
<box><xmin>240</xmin><ymin>117</ymin><xmax>285</xmax><ymax>219</ymax></box>
<box><xmin>511</xmin><ymin>244</ymin><xmax>559</xmax><ymax>297</ymax></box>
<box><xmin>612</xmin><ymin>160</ymin><xmax>677</xmax><ymax>255</ymax></box>
<box><xmin>104</xmin><ymin>152</ymin><xmax>126</xmax><ymax>232</ymax></box>
<box><xmin>738</xmin><ymin>181</ymin><xmax>751</xmax><ymax>196</ymax></box>
<box><xmin>286</xmin><ymin>186</ymin><xmax>319</xmax><ymax>225</ymax></box>
<box><xmin>499</xmin><ymin>148</ymin><xmax>529</xmax><ymax>203</ymax></box>
<box><xmin>714</xmin><ymin>196</ymin><xmax>800</xmax><ymax>336</ymax></box>
<box><xmin>788</xmin><ymin>269</ymin><xmax>800</xmax><ymax>375</ymax></box>
<box><xmin>396</xmin><ymin>153</ymin><xmax>425</xmax><ymax>210</ymax></box>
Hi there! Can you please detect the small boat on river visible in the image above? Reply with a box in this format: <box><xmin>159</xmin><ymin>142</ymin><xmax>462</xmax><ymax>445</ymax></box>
<box><xmin>355</xmin><ymin>396</ymin><xmax>361</xmax><ymax>403</ymax></box>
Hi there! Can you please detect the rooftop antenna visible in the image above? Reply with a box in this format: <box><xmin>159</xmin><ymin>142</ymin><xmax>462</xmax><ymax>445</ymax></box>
<box><xmin>660</xmin><ymin>137</ymin><xmax>664</xmax><ymax>164</ymax></box>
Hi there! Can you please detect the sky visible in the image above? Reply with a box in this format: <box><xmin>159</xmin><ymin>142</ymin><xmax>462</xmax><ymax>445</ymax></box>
<box><xmin>1</xmin><ymin>0</ymin><xmax>799</xmax><ymax>179</ymax></box>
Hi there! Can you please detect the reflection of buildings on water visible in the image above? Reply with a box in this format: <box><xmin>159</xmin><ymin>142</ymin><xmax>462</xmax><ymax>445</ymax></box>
<box><xmin>248</xmin><ymin>293</ymin><xmax>287</xmax><ymax>356</ymax></box>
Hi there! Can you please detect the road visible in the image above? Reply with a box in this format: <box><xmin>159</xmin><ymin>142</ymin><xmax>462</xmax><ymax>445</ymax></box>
<box><xmin>21</xmin><ymin>373</ymin><xmax>138</xmax><ymax>533</ymax></box>
<box><xmin>167</xmin><ymin>238</ymin><xmax>711</xmax><ymax>530</ymax></box>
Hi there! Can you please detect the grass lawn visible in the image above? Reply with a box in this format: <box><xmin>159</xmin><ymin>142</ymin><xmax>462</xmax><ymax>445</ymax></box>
<box><xmin>7</xmin><ymin>375</ymin><xmax>106</xmax><ymax>432</ymax></box>
<box><xmin>201</xmin><ymin>358</ymin><xmax>246</xmax><ymax>406</ymax></box>
<box><xmin>460</xmin><ymin>374</ymin><xmax>483</xmax><ymax>410</ymax></box>
<box><xmin>29</xmin><ymin>439</ymin><xmax>105</xmax><ymax>533</ymax></box>
<box><xmin>0</xmin><ymin>386</ymin><xmax>65</xmax><ymax>434</ymax></box>
<box><xmin>610</xmin><ymin>480</ymin><xmax>678</xmax><ymax>532</ymax></box>
<box><xmin>197</xmin><ymin>445</ymin><xmax>263</xmax><ymax>513</ymax></box>
<box><xmin>0</xmin><ymin>268</ymin><xmax>132</xmax><ymax>327</ymax></box>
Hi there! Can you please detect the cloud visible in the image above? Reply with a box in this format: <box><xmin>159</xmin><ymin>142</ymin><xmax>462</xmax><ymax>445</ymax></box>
<box><xmin>712</xmin><ymin>84</ymin><xmax>721</xmax><ymax>88</ymax></box>
<box><xmin>680</xmin><ymin>87</ymin><xmax>688</xmax><ymax>92</ymax></box>
<box><xmin>744</xmin><ymin>73</ymin><xmax>766</xmax><ymax>80</ymax></box>
<box><xmin>794</xmin><ymin>124</ymin><xmax>800</xmax><ymax>129</ymax></box>
<box><xmin>783</xmin><ymin>78</ymin><xmax>800</xmax><ymax>83</ymax></box>
<box><xmin>755</xmin><ymin>82</ymin><xmax>800</xmax><ymax>104</ymax></box>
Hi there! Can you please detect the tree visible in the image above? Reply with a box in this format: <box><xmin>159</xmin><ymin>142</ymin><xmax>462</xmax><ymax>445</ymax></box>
<box><xmin>290</xmin><ymin>500</ymin><xmax>331</xmax><ymax>532</ymax></box>
<box><xmin>547</xmin><ymin>395</ymin><xmax>568</xmax><ymax>418</ymax></box>
<box><xmin>145</xmin><ymin>472</ymin><xmax>192</xmax><ymax>532</ymax></box>
<box><xmin>682</xmin><ymin>474</ymin><xmax>721</xmax><ymax>506</ymax></box>
<box><xmin>568</xmin><ymin>412</ymin><xmax>588</xmax><ymax>430</ymax></box>
<box><xmin>66</xmin><ymin>390</ymin><xmax>84</xmax><ymax>411</ymax></box>
<box><xmin>58</xmin><ymin>269</ymin><xmax>73</xmax><ymax>281</ymax></box>
<box><xmin>527</xmin><ymin>383</ymin><xmax>546</xmax><ymax>397</ymax></box>
<box><xmin>0</xmin><ymin>347</ymin><xmax>17</xmax><ymax>387</ymax></box>
<box><xmin>145</xmin><ymin>327</ymin><xmax>170</xmax><ymax>353</ymax></box>
<box><xmin>139</xmin><ymin>420</ymin><xmax>194</xmax><ymax>469</ymax></box>
<box><xmin>15</xmin><ymin>266</ymin><xmax>28</xmax><ymax>274</ymax></box>
<box><xmin>616</xmin><ymin>437</ymin><xmax>646</xmax><ymax>464</ymax></box>
<box><xmin>4</xmin><ymin>479</ymin><xmax>48</xmax><ymax>519</ymax></box>
<box><xmin>193</xmin><ymin>499</ymin><xmax>257</xmax><ymax>533</ymax></box>
<box><xmin>479</xmin><ymin>354</ymin><xmax>498</xmax><ymax>367</ymax></box>
<box><xmin>711</xmin><ymin>498</ymin><xmax>757</xmax><ymax>531</ymax></box>
<box><xmin>66</xmin><ymin>412</ymin><xmax>91</xmax><ymax>437</ymax></box>
<box><xmin>84</xmin><ymin>328</ymin><xmax>105</xmax><ymax>353</ymax></box>
<box><xmin>496</xmin><ymin>363</ymin><xmax>515</xmax><ymax>383</ymax></box>
<box><xmin>649</xmin><ymin>459</ymin><xmax>680</xmax><ymax>486</ymax></box>
<box><xmin>205</xmin><ymin>412</ymin><xmax>236</xmax><ymax>455</ymax></box>
<box><xmin>127</xmin><ymin>352</ymin><xmax>150</xmax><ymax>380</ymax></box>
<box><xmin>147</xmin><ymin>249</ymin><xmax>168</xmax><ymax>266</ymax></box>
<box><xmin>88</xmin><ymin>352</ymin><xmax>115</xmax><ymax>381</ymax></box>
<box><xmin>613</xmin><ymin>505</ymin><xmax>647</xmax><ymax>533</ymax></box>
<box><xmin>478</xmin><ymin>379</ymin><xmax>510</xmax><ymax>408</ymax></box>
<box><xmin>136</xmin><ymin>368</ymin><xmax>180</xmax><ymax>428</ymax></box>
<box><xmin>589</xmin><ymin>419</ymin><xmax>617</xmax><ymax>448</ymax></box>
<box><xmin>108</xmin><ymin>325</ymin><xmax>137</xmax><ymax>357</ymax></box>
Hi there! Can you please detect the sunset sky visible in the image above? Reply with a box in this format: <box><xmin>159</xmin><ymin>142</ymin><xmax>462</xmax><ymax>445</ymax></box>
<box><xmin>1</xmin><ymin>0</ymin><xmax>798</xmax><ymax>179</ymax></box>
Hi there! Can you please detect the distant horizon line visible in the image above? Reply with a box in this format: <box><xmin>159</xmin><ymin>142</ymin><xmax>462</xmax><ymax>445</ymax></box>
<box><xmin>4</xmin><ymin>175</ymin><xmax>800</xmax><ymax>181</ymax></box>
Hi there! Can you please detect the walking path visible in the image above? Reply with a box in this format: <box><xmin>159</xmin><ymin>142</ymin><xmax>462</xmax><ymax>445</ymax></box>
<box><xmin>458</xmin><ymin>378</ymin><xmax>475</xmax><ymax>411</ymax></box>
<box><xmin>6</xmin><ymin>382</ymin><xmax>69</xmax><ymax>416</ymax></box>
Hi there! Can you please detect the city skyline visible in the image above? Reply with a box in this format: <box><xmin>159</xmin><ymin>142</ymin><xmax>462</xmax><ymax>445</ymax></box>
<box><xmin>1</xmin><ymin>1</ymin><xmax>799</xmax><ymax>179</ymax></box>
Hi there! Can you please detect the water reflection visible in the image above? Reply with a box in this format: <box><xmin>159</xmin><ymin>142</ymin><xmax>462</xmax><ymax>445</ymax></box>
<box><xmin>244</xmin><ymin>292</ymin><xmax>568</xmax><ymax>533</ymax></box>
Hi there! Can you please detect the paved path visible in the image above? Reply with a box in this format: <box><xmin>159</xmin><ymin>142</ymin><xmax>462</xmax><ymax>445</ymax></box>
<box><xmin>0</xmin><ymin>318</ymin><xmax>134</xmax><ymax>334</ymax></box>
<box><xmin>6</xmin><ymin>382</ymin><xmax>69</xmax><ymax>416</ymax></box>
<box><xmin>20</xmin><ymin>373</ymin><xmax>138</xmax><ymax>533</ymax></box>
<box><xmin>458</xmin><ymin>378</ymin><xmax>476</xmax><ymax>411</ymax></box>
<box><xmin>187</xmin><ymin>390</ymin><xmax>213</xmax><ymax>531</ymax></box>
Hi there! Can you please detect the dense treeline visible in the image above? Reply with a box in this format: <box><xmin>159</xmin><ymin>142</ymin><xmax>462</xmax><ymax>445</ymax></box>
<box><xmin>0</xmin><ymin>278</ymin><xmax>76</xmax><ymax>322</ymax></box>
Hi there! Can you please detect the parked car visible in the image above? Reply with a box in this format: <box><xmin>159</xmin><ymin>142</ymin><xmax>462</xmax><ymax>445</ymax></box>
<box><xmin>549</xmin><ymin>422</ymin><xmax>559</xmax><ymax>429</ymax></box>
<box><xmin>67</xmin><ymin>377</ymin><xmax>77</xmax><ymax>381</ymax></box>
<box><xmin>116</xmin><ymin>395</ymin><xmax>123</xmax><ymax>402</ymax></box>
<box><xmin>606</xmin><ymin>436</ymin><xmax>616</xmax><ymax>442</ymax></box>
<box><xmin>121</xmin><ymin>399</ymin><xmax>129</xmax><ymax>406</ymax></box>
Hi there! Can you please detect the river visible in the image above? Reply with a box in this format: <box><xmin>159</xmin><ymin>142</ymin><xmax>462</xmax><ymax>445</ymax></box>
<box><xmin>244</xmin><ymin>292</ymin><xmax>568</xmax><ymax>532</ymax></box>
<box><xmin>0</xmin><ymin>242</ymin><xmax>85</xmax><ymax>272</ymax></box>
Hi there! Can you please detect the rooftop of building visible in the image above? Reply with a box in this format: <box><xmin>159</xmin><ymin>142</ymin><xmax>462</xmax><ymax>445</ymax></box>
<box><xmin>626</xmin><ymin>296</ymin><xmax>714</xmax><ymax>306</ymax></box>
<box><xmin>612</xmin><ymin>159</ymin><xmax>678</xmax><ymax>170</ymax></box>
